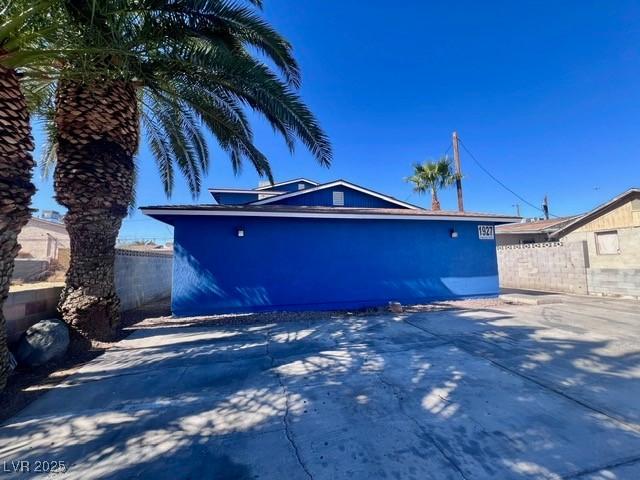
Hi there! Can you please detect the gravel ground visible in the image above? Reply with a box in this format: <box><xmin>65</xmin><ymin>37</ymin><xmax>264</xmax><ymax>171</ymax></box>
<box><xmin>133</xmin><ymin>297</ymin><xmax>507</xmax><ymax>329</ymax></box>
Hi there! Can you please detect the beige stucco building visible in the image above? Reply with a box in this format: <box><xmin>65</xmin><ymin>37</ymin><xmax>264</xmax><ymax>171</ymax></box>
<box><xmin>497</xmin><ymin>188</ymin><xmax>640</xmax><ymax>298</ymax></box>
<box><xmin>551</xmin><ymin>189</ymin><xmax>640</xmax><ymax>269</ymax></box>
<box><xmin>17</xmin><ymin>217</ymin><xmax>70</xmax><ymax>260</ymax></box>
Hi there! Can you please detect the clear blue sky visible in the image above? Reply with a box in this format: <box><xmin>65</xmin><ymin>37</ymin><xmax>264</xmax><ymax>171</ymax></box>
<box><xmin>31</xmin><ymin>0</ymin><xmax>640</xmax><ymax>243</ymax></box>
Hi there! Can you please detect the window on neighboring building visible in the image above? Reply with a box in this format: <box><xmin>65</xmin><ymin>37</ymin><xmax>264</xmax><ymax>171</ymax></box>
<box><xmin>595</xmin><ymin>230</ymin><xmax>620</xmax><ymax>255</ymax></box>
<box><xmin>332</xmin><ymin>191</ymin><xmax>344</xmax><ymax>206</ymax></box>
<box><xmin>298</xmin><ymin>183</ymin><xmax>306</xmax><ymax>190</ymax></box>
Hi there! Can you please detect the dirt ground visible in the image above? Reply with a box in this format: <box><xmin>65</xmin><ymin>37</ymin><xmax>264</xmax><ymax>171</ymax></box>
<box><xmin>0</xmin><ymin>299</ymin><xmax>172</xmax><ymax>423</ymax></box>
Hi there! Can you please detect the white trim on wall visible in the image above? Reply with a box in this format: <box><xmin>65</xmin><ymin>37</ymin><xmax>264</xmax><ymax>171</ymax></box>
<box><xmin>141</xmin><ymin>208</ymin><xmax>518</xmax><ymax>223</ymax></box>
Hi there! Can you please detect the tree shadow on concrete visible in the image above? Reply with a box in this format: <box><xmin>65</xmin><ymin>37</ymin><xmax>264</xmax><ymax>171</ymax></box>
<box><xmin>1</xmin><ymin>302</ymin><xmax>640</xmax><ymax>479</ymax></box>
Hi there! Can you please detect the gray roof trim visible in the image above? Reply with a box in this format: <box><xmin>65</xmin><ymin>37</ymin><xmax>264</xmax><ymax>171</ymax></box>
<box><xmin>141</xmin><ymin>205</ymin><xmax>519</xmax><ymax>223</ymax></box>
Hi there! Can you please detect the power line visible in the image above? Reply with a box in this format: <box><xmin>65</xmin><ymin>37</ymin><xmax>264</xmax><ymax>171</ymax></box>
<box><xmin>458</xmin><ymin>138</ymin><xmax>557</xmax><ymax>218</ymax></box>
<box><xmin>444</xmin><ymin>142</ymin><xmax>452</xmax><ymax>157</ymax></box>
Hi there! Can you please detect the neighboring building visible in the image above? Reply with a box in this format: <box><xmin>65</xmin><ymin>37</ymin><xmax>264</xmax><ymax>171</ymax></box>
<box><xmin>496</xmin><ymin>216</ymin><xmax>578</xmax><ymax>246</ymax></box>
<box><xmin>550</xmin><ymin>188</ymin><xmax>640</xmax><ymax>268</ymax></box>
<box><xmin>497</xmin><ymin>188</ymin><xmax>640</xmax><ymax>298</ymax></box>
<box><xmin>142</xmin><ymin>178</ymin><xmax>518</xmax><ymax>315</ymax></box>
<box><xmin>550</xmin><ymin>189</ymin><xmax>640</xmax><ymax>297</ymax></box>
<box><xmin>17</xmin><ymin>217</ymin><xmax>70</xmax><ymax>260</ymax></box>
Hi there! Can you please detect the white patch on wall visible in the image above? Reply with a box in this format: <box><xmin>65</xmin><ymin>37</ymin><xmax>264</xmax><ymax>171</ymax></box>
<box><xmin>332</xmin><ymin>191</ymin><xmax>345</xmax><ymax>206</ymax></box>
<box><xmin>477</xmin><ymin>225</ymin><xmax>495</xmax><ymax>240</ymax></box>
<box><xmin>440</xmin><ymin>275</ymin><xmax>498</xmax><ymax>295</ymax></box>
<box><xmin>595</xmin><ymin>230</ymin><xmax>619</xmax><ymax>255</ymax></box>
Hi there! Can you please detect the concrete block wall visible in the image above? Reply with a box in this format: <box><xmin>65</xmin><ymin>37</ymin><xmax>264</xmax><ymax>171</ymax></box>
<box><xmin>497</xmin><ymin>242</ymin><xmax>589</xmax><ymax>294</ymax></box>
<box><xmin>114</xmin><ymin>249</ymin><xmax>173</xmax><ymax>311</ymax></box>
<box><xmin>587</xmin><ymin>268</ymin><xmax>640</xmax><ymax>299</ymax></box>
<box><xmin>5</xmin><ymin>250</ymin><xmax>172</xmax><ymax>343</ymax></box>
<box><xmin>563</xmin><ymin>227</ymin><xmax>640</xmax><ymax>269</ymax></box>
<box><xmin>12</xmin><ymin>259</ymin><xmax>50</xmax><ymax>282</ymax></box>
<box><xmin>3</xmin><ymin>285</ymin><xmax>63</xmax><ymax>343</ymax></box>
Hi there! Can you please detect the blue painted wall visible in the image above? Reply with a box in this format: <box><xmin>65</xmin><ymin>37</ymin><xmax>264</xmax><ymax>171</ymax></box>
<box><xmin>268</xmin><ymin>185</ymin><xmax>407</xmax><ymax>208</ymax></box>
<box><xmin>170</xmin><ymin>215</ymin><xmax>500</xmax><ymax>315</ymax></box>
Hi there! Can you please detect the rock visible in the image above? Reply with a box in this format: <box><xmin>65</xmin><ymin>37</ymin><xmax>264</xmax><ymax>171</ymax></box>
<box><xmin>388</xmin><ymin>301</ymin><xmax>403</xmax><ymax>314</ymax></box>
<box><xmin>15</xmin><ymin>319</ymin><xmax>70</xmax><ymax>367</ymax></box>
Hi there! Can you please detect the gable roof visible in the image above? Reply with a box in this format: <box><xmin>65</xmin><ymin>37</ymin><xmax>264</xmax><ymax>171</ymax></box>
<box><xmin>249</xmin><ymin>180</ymin><xmax>421</xmax><ymax>210</ymax></box>
<box><xmin>254</xmin><ymin>178</ymin><xmax>319</xmax><ymax>191</ymax></box>
<box><xmin>26</xmin><ymin>217</ymin><xmax>68</xmax><ymax>235</ymax></box>
<box><xmin>551</xmin><ymin>188</ymin><xmax>640</xmax><ymax>239</ymax></box>
<box><xmin>496</xmin><ymin>216</ymin><xmax>578</xmax><ymax>235</ymax></box>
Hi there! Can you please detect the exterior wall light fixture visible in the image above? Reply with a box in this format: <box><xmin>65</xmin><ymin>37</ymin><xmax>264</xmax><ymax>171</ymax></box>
<box><xmin>236</xmin><ymin>227</ymin><xmax>245</xmax><ymax>238</ymax></box>
<box><xmin>450</xmin><ymin>228</ymin><xmax>459</xmax><ymax>239</ymax></box>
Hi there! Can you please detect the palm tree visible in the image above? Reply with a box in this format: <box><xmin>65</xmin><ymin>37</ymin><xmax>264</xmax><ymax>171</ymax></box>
<box><xmin>407</xmin><ymin>157</ymin><xmax>457</xmax><ymax>211</ymax></box>
<box><xmin>0</xmin><ymin>1</ymin><xmax>63</xmax><ymax>389</ymax></box>
<box><xmin>33</xmin><ymin>0</ymin><xmax>332</xmax><ymax>340</ymax></box>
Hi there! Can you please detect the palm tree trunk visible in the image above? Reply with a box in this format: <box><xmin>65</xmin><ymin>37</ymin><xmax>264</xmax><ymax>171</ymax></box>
<box><xmin>54</xmin><ymin>80</ymin><xmax>138</xmax><ymax>341</ymax></box>
<box><xmin>0</xmin><ymin>60</ymin><xmax>35</xmax><ymax>389</ymax></box>
<box><xmin>431</xmin><ymin>189</ymin><xmax>441</xmax><ymax>211</ymax></box>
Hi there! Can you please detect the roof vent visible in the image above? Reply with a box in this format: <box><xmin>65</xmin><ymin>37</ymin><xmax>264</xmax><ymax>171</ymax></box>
<box><xmin>332</xmin><ymin>191</ymin><xmax>344</xmax><ymax>206</ymax></box>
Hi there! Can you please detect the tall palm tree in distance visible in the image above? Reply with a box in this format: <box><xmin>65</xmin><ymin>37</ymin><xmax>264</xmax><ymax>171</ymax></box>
<box><xmin>407</xmin><ymin>157</ymin><xmax>457</xmax><ymax>211</ymax></box>
<box><xmin>32</xmin><ymin>0</ymin><xmax>332</xmax><ymax>340</ymax></box>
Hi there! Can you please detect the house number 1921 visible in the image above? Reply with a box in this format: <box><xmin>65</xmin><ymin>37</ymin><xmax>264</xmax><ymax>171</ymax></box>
<box><xmin>478</xmin><ymin>225</ymin><xmax>495</xmax><ymax>240</ymax></box>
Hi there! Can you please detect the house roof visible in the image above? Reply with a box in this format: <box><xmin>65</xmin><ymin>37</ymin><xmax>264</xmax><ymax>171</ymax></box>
<box><xmin>249</xmin><ymin>179</ymin><xmax>421</xmax><ymax>210</ymax></box>
<box><xmin>550</xmin><ymin>188</ymin><xmax>640</xmax><ymax>239</ymax></box>
<box><xmin>254</xmin><ymin>178</ymin><xmax>319</xmax><ymax>190</ymax></box>
<box><xmin>208</xmin><ymin>188</ymin><xmax>286</xmax><ymax>195</ymax></box>
<box><xmin>496</xmin><ymin>216</ymin><xmax>579</xmax><ymax>235</ymax></box>
<box><xmin>141</xmin><ymin>204</ymin><xmax>520</xmax><ymax>224</ymax></box>
<box><xmin>26</xmin><ymin>217</ymin><xmax>68</xmax><ymax>235</ymax></box>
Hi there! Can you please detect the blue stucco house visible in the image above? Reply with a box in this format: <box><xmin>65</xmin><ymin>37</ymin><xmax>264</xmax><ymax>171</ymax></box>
<box><xmin>142</xmin><ymin>178</ymin><xmax>518</xmax><ymax>316</ymax></box>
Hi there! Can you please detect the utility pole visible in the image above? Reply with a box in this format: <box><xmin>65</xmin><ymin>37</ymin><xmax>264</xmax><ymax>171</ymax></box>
<box><xmin>542</xmin><ymin>195</ymin><xmax>549</xmax><ymax>220</ymax></box>
<box><xmin>452</xmin><ymin>131</ymin><xmax>464</xmax><ymax>212</ymax></box>
<box><xmin>512</xmin><ymin>204</ymin><xmax>521</xmax><ymax>217</ymax></box>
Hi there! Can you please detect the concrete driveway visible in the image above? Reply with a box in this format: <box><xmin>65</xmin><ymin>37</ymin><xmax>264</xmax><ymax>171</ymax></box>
<box><xmin>1</xmin><ymin>296</ymin><xmax>640</xmax><ymax>479</ymax></box>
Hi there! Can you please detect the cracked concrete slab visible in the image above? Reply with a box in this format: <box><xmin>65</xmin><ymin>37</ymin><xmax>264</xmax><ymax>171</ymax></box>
<box><xmin>1</xmin><ymin>296</ymin><xmax>640</xmax><ymax>479</ymax></box>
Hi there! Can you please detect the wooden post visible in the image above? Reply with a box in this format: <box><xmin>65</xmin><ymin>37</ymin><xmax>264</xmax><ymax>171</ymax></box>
<box><xmin>452</xmin><ymin>131</ymin><xmax>464</xmax><ymax>212</ymax></box>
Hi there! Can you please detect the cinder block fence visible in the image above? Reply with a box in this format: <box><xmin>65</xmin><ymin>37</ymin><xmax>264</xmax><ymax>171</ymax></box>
<box><xmin>497</xmin><ymin>241</ymin><xmax>640</xmax><ymax>298</ymax></box>
<box><xmin>497</xmin><ymin>242</ymin><xmax>589</xmax><ymax>295</ymax></box>
<box><xmin>114</xmin><ymin>249</ymin><xmax>173</xmax><ymax>311</ymax></box>
<box><xmin>4</xmin><ymin>249</ymin><xmax>172</xmax><ymax>342</ymax></box>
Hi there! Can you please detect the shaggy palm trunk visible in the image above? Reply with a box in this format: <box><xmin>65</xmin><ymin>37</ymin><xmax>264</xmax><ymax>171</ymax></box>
<box><xmin>54</xmin><ymin>80</ymin><xmax>138</xmax><ymax>341</ymax></box>
<box><xmin>0</xmin><ymin>61</ymin><xmax>35</xmax><ymax>389</ymax></box>
<box><xmin>431</xmin><ymin>189</ymin><xmax>441</xmax><ymax>211</ymax></box>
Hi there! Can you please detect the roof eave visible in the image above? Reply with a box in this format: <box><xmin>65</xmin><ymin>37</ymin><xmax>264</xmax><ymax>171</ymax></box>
<box><xmin>140</xmin><ymin>207</ymin><xmax>519</xmax><ymax>223</ymax></box>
